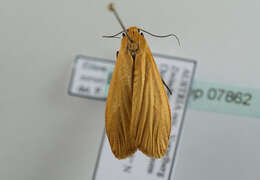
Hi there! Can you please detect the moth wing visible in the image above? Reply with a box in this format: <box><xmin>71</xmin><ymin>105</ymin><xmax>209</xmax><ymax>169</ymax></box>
<box><xmin>105</xmin><ymin>50</ymin><xmax>137</xmax><ymax>159</ymax></box>
<box><xmin>131</xmin><ymin>47</ymin><xmax>171</xmax><ymax>158</ymax></box>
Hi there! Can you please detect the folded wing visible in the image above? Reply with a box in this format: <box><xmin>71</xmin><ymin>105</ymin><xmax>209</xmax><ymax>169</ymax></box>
<box><xmin>130</xmin><ymin>46</ymin><xmax>172</xmax><ymax>158</ymax></box>
<box><xmin>105</xmin><ymin>49</ymin><xmax>137</xmax><ymax>159</ymax></box>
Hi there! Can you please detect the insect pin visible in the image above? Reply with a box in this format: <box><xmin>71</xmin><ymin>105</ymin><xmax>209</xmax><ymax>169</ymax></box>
<box><xmin>104</xmin><ymin>3</ymin><xmax>180</xmax><ymax>159</ymax></box>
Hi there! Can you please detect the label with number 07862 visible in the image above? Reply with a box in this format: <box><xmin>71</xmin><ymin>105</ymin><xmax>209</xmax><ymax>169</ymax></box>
<box><xmin>188</xmin><ymin>80</ymin><xmax>260</xmax><ymax>119</ymax></box>
<box><xmin>192</xmin><ymin>87</ymin><xmax>252</xmax><ymax>106</ymax></box>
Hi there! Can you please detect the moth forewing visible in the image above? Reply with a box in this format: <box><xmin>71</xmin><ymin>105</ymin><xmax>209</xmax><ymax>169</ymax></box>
<box><xmin>105</xmin><ymin>41</ymin><xmax>137</xmax><ymax>159</ymax></box>
<box><xmin>130</xmin><ymin>37</ymin><xmax>171</xmax><ymax>158</ymax></box>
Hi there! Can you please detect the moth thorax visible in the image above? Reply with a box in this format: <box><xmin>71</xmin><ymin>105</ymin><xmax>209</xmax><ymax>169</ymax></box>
<box><xmin>127</xmin><ymin>42</ymin><xmax>139</xmax><ymax>58</ymax></box>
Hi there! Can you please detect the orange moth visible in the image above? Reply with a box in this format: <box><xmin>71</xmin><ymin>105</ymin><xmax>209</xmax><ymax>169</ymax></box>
<box><xmin>105</xmin><ymin>3</ymin><xmax>180</xmax><ymax>159</ymax></box>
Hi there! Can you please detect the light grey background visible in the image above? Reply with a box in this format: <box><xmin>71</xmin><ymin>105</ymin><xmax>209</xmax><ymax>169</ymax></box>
<box><xmin>0</xmin><ymin>0</ymin><xmax>259</xmax><ymax>180</ymax></box>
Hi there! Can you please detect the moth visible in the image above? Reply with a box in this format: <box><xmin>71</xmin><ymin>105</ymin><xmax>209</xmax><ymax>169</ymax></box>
<box><xmin>104</xmin><ymin>3</ymin><xmax>180</xmax><ymax>159</ymax></box>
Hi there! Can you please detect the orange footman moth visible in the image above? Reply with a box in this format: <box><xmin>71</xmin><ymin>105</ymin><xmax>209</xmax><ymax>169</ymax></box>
<box><xmin>104</xmin><ymin>3</ymin><xmax>180</xmax><ymax>159</ymax></box>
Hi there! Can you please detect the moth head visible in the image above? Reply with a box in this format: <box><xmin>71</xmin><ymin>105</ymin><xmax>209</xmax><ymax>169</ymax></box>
<box><xmin>126</xmin><ymin>26</ymin><xmax>143</xmax><ymax>56</ymax></box>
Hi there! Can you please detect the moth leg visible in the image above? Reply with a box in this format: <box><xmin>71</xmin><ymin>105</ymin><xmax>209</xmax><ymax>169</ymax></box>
<box><xmin>161</xmin><ymin>78</ymin><xmax>172</xmax><ymax>95</ymax></box>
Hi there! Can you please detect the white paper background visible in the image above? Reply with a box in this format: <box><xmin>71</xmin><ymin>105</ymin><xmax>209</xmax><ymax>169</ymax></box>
<box><xmin>1</xmin><ymin>0</ymin><xmax>260</xmax><ymax>180</ymax></box>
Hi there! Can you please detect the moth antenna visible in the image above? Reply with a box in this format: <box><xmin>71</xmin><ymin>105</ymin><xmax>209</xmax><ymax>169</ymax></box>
<box><xmin>107</xmin><ymin>3</ymin><xmax>133</xmax><ymax>42</ymax></box>
<box><xmin>139</xmin><ymin>28</ymin><xmax>181</xmax><ymax>47</ymax></box>
<box><xmin>103</xmin><ymin>31</ymin><xmax>124</xmax><ymax>38</ymax></box>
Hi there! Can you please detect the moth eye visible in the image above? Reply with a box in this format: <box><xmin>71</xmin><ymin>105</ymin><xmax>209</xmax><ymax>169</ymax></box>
<box><xmin>141</xmin><ymin>32</ymin><xmax>144</xmax><ymax>36</ymax></box>
<box><xmin>122</xmin><ymin>33</ymin><xmax>126</xmax><ymax>37</ymax></box>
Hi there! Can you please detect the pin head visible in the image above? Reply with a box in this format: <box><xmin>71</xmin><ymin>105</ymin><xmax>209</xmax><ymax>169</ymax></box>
<box><xmin>108</xmin><ymin>3</ymin><xmax>114</xmax><ymax>11</ymax></box>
